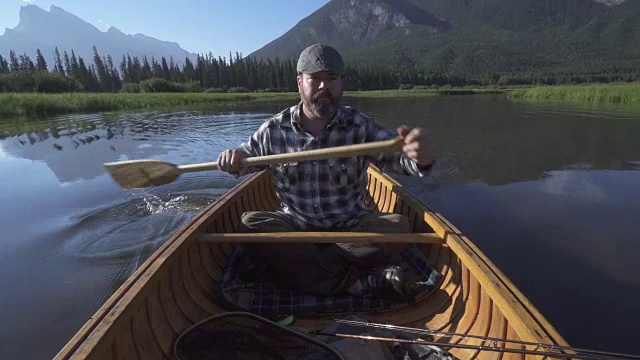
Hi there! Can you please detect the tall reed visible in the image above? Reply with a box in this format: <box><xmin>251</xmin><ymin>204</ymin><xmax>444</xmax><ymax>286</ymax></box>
<box><xmin>508</xmin><ymin>83</ymin><xmax>640</xmax><ymax>105</ymax></box>
<box><xmin>0</xmin><ymin>92</ymin><xmax>299</xmax><ymax>117</ymax></box>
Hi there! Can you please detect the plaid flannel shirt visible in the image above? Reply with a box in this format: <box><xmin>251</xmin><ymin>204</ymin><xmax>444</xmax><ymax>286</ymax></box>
<box><xmin>239</xmin><ymin>102</ymin><xmax>427</xmax><ymax>229</ymax></box>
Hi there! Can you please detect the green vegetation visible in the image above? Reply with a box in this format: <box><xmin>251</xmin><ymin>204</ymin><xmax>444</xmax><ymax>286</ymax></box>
<box><xmin>346</xmin><ymin>88</ymin><xmax>505</xmax><ymax>98</ymax></box>
<box><xmin>0</xmin><ymin>92</ymin><xmax>299</xmax><ymax>117</ymax></box>
<box><xmin>6</xmin><ymin>84</ymin><xmax>638</xmax><ymax>118</ymax></box>
<box><xmin>0</xmin><ymin>88</ymin><xmax>503</xmax><ymax>117</ymax></box>
<box><xmin>508</xmin><ymin>83</ymin><xmax>640</xmax><ymax>105</ymax></box>
<box><xmin>0</xmin><ymin>47</ymin><xmax>300</xmax><ymax>94</ymax></box>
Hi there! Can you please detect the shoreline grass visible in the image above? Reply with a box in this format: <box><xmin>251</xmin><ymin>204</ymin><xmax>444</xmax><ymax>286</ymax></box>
<box><xmin>0</xmin><ymin>92</ymin><xmax>300</xmax><ymax>118</ymax></box>
<box><xmin>346</xmin><ymin>88</ymin><xmax>506</xmax><ymax>98</ymax></box>
<box><xmin>508</xmin><ymin>83</ymin><xmax>640</xmax><ymax>106</ymax></box>
<box><xmin>5</xmin><ymin>84</ymin><xmax>638</xmax><ymax>118</ymax></box>
<box><xmin>0</xmin><ymin>88</ymin><xmax>508</xmax><ymax>118</ymax></box>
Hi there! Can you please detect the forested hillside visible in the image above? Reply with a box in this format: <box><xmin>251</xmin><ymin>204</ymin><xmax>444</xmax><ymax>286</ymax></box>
<box><xmin>251</xmin><ymin>0</ymin><xmax>640</xmax><ymax>86</ymax></box>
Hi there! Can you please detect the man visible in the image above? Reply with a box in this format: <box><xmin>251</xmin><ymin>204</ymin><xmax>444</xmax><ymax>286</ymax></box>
<box><xmin>217</xmin><ymin>43</ymin><xmax>436</xmax><ymax>301</ymax></box>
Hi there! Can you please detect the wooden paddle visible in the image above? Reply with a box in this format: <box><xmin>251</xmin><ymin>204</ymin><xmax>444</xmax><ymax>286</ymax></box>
<box><xmin>105</xmin><ymin>136</ymin><xmax>404</xmax><ymax>189</ymax></box>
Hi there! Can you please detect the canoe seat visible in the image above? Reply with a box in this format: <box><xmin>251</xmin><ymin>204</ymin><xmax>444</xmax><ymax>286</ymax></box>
<box><xmin>214</xmin><ymin>245</ymin><xmax>441</xmax><ymax>320</ymax></box>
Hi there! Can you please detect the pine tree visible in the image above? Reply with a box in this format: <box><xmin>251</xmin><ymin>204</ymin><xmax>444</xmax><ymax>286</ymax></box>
<box><xmin>151</xmin><ymin>57</ymin><xmax>163</xmax><ymax>78</ymax></box>
<box><xmin>77</xmin><ymin>56</ymin><xmax>90</xmax><ymax>89</ymax></box>
<box><xmin>233</xmin><ymin>52</ymin><xmax>246</xmax><ymax>87</ymax></box>
<box><xmin>36</xmin><ymin>49</ymin><xmax>48</xmax><ymax>71</ymax></box>
<box><xmin>53</xmin><ymin>47</ymin><xmax>65</xmax><ymax>75</ymax></box>
<box><xmin>218</xmin><ymin>55</ymin><xmax>227</xmax><ymax>87</ymax></box>
<box><xmin>161</xmin><ymin>56</ymin><xmax>171</xmax><ymax>80</ymax></box>
<box><xmin>120</xmin><ymin>55</ymin><xmax>129</xmax><ymax>83</ymax></box>
<box><xmin>92</xmin><ymin>46</ymin><xmax>109</xmax><ymax>91</ymax></box>
<box><xmin>89</xmin><ymin>64</ymin><xmax>100</xmax><ymax>91</ymax></box>
<box><xmin>106</xmin><ymin>55</ymin><xmax>121</xmax><ymax>91</ymax></box>
<box><xmin>9</xmin><ymin>50</ymin><xmax>20</xmax><ymax>72</ymax></box>
<box><xmin>141</xmin><ymin>56</ymin><xmax>152</xmax><ymax>80</ymax></box>
<box><xmin>195</xmin><ymin>55</ymin><xmax>206</xmax><ymax>88</ymax></box>
<box><xmin>169</xmin><ymin>57</ymin><xmax>182</xmax><ymax>82</ymax></box>
<box><xmin>63</xmin><ymin>51</ymin><xmax>72</xmax><ymax>76</ymax></box>
<box><xmin>19</xmin><ymin>53</ymin><xmax>36</xmax><ymax>72</ymax></box>
<box><xmin>183</xmin><ymin>56</ymin><xmax>195</xmax><ymax>82</ymax></box>
<box><xmin>131</xmin><ymin>56</ymin><xmax>142</xmax><ymax>82</ymax></box>
<box><xmin>70</xmin><ymin>51</ymin><xmax>80</xmax><ymax>80</ymax></box>
<box><xmin>0</xmin><ymin>55</ymin><xmax>8</xmax><ymax>73</ymax></box>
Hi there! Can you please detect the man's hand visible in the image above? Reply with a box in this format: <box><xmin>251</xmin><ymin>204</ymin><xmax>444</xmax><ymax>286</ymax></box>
<box><xmin>397</xmin><ymin>126</ymin><xmax>436</xmax><ymax>170</ymax></box>
<box><xmin>217</xmin><ymin>148</ymin><xmax>247</xmax><ymax>173</ymax></box>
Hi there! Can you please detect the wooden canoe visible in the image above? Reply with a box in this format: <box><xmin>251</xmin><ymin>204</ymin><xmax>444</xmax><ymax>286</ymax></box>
<box><xmin>54</xmin><ymin>166</ymin><xmax>569</xmax><ymax>360</ymax></box>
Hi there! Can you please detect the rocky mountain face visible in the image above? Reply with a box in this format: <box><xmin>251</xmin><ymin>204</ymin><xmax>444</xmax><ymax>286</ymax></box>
<box><xmin>249</xmin><ymin>0</ymin><xmax>451</xmax><ymax>60</ymax></box>
<box><xmin>0</xmin><ymin>5</ymin><xmax>195</xmax><ymax>67</ymax></box>
<box><xmin>249</xmin><ymin>0</ymin><xmax>639</xmax><ymax>79</ymax></box>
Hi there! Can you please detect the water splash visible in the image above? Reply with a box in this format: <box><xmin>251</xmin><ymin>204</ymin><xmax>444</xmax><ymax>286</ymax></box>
<box><xmin>51</xmin><ymin>190</ymin><xmax>219</xmax><ymax>313</ymax></box>
<box><xmin>60</xmin><ymin>192</ymin><xmax>217</xmax><ymax>262</ymax></box>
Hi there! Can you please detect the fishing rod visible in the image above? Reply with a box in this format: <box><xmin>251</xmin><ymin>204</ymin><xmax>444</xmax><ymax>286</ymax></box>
<box><xmin>311</xmin><ymin>319</ymin><xmax>640</xmax><ymax>360</ymax></box>
<box><xmin>309</xmin><ymin>331</ymin><xmax>626</xmax><ymax>360</ymax></box>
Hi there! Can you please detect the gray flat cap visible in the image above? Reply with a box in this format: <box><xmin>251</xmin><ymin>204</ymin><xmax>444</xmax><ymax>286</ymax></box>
<box><xmin>296</xmin><ymin>43</ymin><xmax>345</xmax><ymax>75</ymax></box>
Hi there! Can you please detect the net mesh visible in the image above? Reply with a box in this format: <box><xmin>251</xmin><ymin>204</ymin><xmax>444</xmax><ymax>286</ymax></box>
<box><xmin>174</xmin><ymin>312</ymin><xmax>344</xmax><ymax>360</ymax></box>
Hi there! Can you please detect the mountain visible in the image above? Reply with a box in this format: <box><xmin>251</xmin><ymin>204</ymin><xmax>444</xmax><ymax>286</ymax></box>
<box><xmin>0</xmin><ymin>5</ymin><xmax>195</xmax><ymax>67</ymax></box>
<box><xmin>249</xmin><ymin>0</ymin><xmax>451</xmax><ymax>60</ymax></box>
<box><xmin>249</xmin><ymin>0</ymin><xmax>640</xmax><ymax>81</ymax></box>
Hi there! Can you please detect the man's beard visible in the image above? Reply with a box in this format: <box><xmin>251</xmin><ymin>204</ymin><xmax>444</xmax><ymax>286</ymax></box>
<box><xmin>302</xmin><ymin>89</ymin><xmax>341</xmax><ymax>119</ymax></box>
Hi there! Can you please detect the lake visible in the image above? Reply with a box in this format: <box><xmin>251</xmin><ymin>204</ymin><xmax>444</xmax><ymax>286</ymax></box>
<box><xmin>1</xmin><ymin>94</ymin><xmax>639</xmax><ymax>359</ymax></box>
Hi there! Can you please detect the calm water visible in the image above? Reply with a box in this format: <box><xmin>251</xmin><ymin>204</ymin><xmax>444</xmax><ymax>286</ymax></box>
<box><xmin>1</xmin><ymin>95</ymin><xmax>639</xmax><ymax>359</ymax></box>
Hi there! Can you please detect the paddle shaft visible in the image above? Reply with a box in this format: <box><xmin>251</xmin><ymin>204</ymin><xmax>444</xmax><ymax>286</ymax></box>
<box><xmin>176</xmin><ymin>136</ymin><xmax>404</xmax><ymax>173</ymax></box>
<box><xmin>103</xmin><ymin>136</ymin><xmax>406</xmax><ymax>189</ymax></box>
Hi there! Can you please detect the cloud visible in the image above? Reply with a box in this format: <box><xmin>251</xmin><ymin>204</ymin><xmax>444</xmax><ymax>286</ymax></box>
<box><xmin>21</xmin><ymin>0</ymin><xmax>35</xmax><ymax>4</ymax></box>
<box><xmin>96</xmin><ymin>19</ymin><xmax>110</xmax><ymax>31</ymax></box>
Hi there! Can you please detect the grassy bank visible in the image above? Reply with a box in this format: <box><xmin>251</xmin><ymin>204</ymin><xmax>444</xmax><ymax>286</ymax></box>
<box><xmin>346</xmin><ymin>88</ymin><xmax>506</xmax><ymax>98</ymax></box>
<box><xmin>508</xmin><ymin>83</ymin><xmax>640</xmax><ymax>105</ymax></box>
<box><xmin>0</xmin><ymin>88</ymin><xmax>508</xmax><ymax>118</ymax></box>
<box><xmin>6</xmin><ymin>85</ymin><xmax>637</xmax><ymax>117</ymax></box>
<box><xmin>0</xmin><ymin>92</ymin><xmax>300</xmax><ymax>118</ymax></box>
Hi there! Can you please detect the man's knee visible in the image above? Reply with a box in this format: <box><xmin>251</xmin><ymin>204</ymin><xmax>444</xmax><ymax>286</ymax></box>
<box><xmin>383</xmin><ymin>214</ymin><xmax>412</xmax><ymax>233</ymax></box>
<box><xmin>238</xmin><ymin>211</ymin><xmax>297</xmax><ymax>232</ymax></box>
<box><xmin>351</xmin><ymin>212</ymin><xmax>412</xmax><ymax>233</ymax></box>
<box><xmin>349</xmin><ymin>212</ymin><xmax>413</xmax><ymax>263</ymax></box>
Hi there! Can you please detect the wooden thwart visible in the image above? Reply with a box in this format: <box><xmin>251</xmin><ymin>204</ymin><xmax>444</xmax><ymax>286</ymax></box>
<box><xmin>198</xmin><ymin>232</ymin><xmax>445</xmax><ymax>244</ymax></box>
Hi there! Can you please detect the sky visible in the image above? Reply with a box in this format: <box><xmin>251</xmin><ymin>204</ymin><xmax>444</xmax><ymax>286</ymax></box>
<box><xmin>0</xmin><ymin>0</ymin><xmax>330</xmax><ymax>57</ymax></box>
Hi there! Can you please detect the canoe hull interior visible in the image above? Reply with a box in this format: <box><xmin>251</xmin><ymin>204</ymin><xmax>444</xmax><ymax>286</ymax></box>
<box><xmin>55</xmin><ymin>167</ymin><xmax>569</xmax><ymax>360</ymax></box>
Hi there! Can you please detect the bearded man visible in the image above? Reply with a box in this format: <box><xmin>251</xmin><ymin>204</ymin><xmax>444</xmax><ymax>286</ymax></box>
<box><xmin>216</xmin><ymin>43</ymin><xmax>436</xmax><ymax>301</ymax></box>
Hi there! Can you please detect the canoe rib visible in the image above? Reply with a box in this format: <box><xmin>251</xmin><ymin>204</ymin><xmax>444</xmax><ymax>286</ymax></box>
<box><xmin>54</xmin><ymin>167</ymin><xmax>569</xmax><ymax>360</ymax></box>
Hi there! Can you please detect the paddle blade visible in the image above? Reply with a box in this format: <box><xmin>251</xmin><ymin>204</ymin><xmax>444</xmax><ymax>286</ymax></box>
<box><xmin>104</xmin><ymin>160</ymin><xmax>181</xmax><ymax>189</ymax></box>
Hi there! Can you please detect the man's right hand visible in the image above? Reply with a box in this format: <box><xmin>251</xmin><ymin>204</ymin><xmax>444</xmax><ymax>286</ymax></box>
<box><xmin>217</xmin><ymin>148</ymin><xmax>247</xmax><ymax>173</ymax></box>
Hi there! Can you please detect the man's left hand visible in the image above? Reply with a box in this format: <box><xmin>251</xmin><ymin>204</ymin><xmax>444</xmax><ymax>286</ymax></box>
<box><xmin>397</xmin><ymin>126</ymin><xmax>436</xmax><ymax>170</ymax></box>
